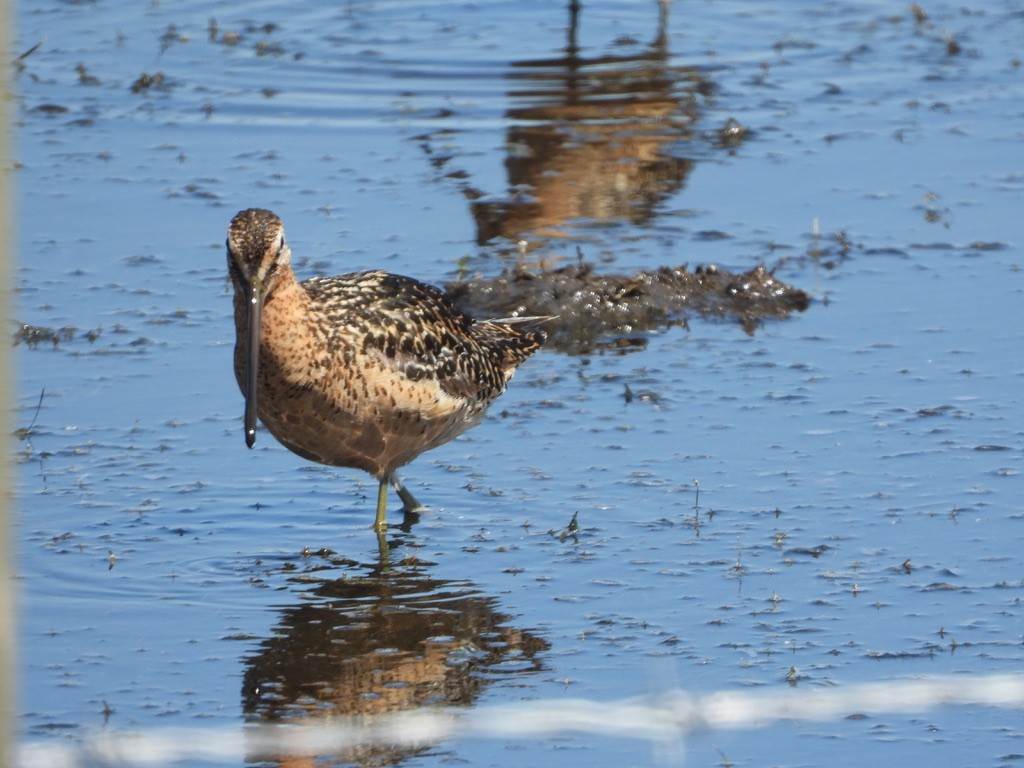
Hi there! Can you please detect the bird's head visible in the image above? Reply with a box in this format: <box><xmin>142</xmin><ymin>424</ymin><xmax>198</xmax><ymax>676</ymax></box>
<box><xmin>226</xmin><ymin>208</ymin><xmax>291</xmax><ymax>450</ymax></box>
<box><xmin>226</xmin><ymin>208</ymin><xmax>291</xmax><ymax>294</ymax></box>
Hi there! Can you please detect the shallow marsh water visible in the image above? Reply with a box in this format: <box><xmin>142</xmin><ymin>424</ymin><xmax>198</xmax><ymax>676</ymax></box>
<box><xmin>12</xmin><ymin>1</ymin><xmax>1024</xmax><ymax>766</ymax></box>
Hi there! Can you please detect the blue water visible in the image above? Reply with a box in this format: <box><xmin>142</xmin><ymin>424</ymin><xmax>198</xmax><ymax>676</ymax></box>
<box><xmin>13</xmin><ymin>1</ymin><xmax>1024</xmax><ymax>766</ymax></box>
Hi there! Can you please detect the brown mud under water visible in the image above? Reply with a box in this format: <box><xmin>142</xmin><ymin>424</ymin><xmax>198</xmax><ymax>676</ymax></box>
<box><xmin>447</xmin><ymin>261</ymin><xmax>811</xmax><ymax>354</ymax></box>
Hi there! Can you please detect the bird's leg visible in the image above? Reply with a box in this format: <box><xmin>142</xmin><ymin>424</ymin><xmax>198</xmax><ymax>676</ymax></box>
<box><xmin>389</xmin><ymin>472</ymin><xmax>424</xmax><ymax>513</ymax></box>
<box><xmin>374</xmin><ymin>478</ymin><xmax>389</xmax><ymax>531</ymax></box>
<box><xmin>375</xmin><ymin>527</ymin><xmax>391</xmax><ymax>569</ymax></box>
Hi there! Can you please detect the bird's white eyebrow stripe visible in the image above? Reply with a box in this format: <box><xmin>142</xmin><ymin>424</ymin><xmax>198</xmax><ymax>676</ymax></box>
<box><xmin>254</xmin><ymin>236</ymin><xmax>287</xmax><ymax>284</ymax></box>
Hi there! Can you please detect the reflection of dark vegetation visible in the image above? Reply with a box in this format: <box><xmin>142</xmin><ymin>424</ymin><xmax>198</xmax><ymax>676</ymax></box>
<box><xmin>243</xmin><ymin>558</ymin><xmax>547</xmax><ymax>766</ymax></box>
<box><xmin>447</xmin><ymin>260</ymin><xmax>811</xmax><ymax>354</ymax></box>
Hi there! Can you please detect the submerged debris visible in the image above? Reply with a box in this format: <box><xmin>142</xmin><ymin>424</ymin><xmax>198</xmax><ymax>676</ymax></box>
<box><xmin>446</xmin><ymin>261</ymin><xmax>811</xmax><ymax>354</ymax></box>
<box><xmin>712</xmin><ymin>117</ymin><xmax>750</xmax><ymax>149</ymax></box>
<box><xmin>75</xmin><ymin>63</ymin><xmax>100</xmax><ymax>86</ymax></box>
<box><xmin>29</xmin><ymin>103</ymin><xmax>68</xmax><ymax>116</ymax></box>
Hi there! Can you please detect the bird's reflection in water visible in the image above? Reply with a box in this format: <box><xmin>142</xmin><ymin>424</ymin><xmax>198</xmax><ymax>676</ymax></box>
<box><xmin>469</xmin><ymin>0</ymin><xmax>712</xmax><ymax>246</ymax></box>
<box><xmin>242</xmin><ymin>553</ymin><xmax>548</xmax><ymax>766</ymax></box>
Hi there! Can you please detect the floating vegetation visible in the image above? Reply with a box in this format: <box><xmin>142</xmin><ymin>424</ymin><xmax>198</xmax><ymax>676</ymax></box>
<box><xmin>129</xmin><ymin>71</ymin><xmax>167</xmax><ymax>94</ymax></box>
<box><xmin>548</xmin><ymin>512</ymin><xmax>580</xmax><ymax>543</ymax></box>
<box><xmin>13</xmin><ymin>323</ymin><xmax>104</xmax><ymax>350</ymax></box>
<box><xmin>13</xmin><ymin>323</ymin><xmax>75</xmax><ymax>349</ymax></box>
<box><xmin>447</xmin><ymin>261</ymin><xmax>811</xmax><ymax>354</ymax></box>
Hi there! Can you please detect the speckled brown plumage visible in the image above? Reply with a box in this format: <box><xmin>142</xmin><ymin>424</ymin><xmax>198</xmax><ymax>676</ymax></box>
<box><xmin>225</xmin><ymin>208</ymin><xmax>545</xmax><ymax>530</ymax></box>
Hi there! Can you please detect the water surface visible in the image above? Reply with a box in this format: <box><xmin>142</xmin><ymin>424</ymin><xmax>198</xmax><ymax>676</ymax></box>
<box><xmin>14</xmin><ymin>1</ymin><xmax>1024</xmax><ymax>766</ymax></box>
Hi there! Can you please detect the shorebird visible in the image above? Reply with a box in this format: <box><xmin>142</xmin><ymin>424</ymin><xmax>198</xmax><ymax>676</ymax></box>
<box><xmin>226</xmin><ymin>208</ymin><xmax>545</xmax><ymax>531</ymax></box>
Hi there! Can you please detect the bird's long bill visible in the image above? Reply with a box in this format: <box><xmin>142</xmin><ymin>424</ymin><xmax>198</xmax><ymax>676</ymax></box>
<box><xmin>244</xmin><ymin>282</ymin><xmax>263</xmax><ymax>449</ymax></box>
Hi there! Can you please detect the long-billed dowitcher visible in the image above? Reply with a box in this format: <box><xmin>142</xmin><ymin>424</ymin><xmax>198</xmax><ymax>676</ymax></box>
<box><xmin>226</xmin><ymin>208</ymin><xmax>545</xmax><ymax>531</ymax></box>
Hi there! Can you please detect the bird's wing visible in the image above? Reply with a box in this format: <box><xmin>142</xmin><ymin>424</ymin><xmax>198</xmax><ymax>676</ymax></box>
<box><xmin>303</xmin><ymin>271</ymin><xmax>510</xmax><ymax>402</ymax></box>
